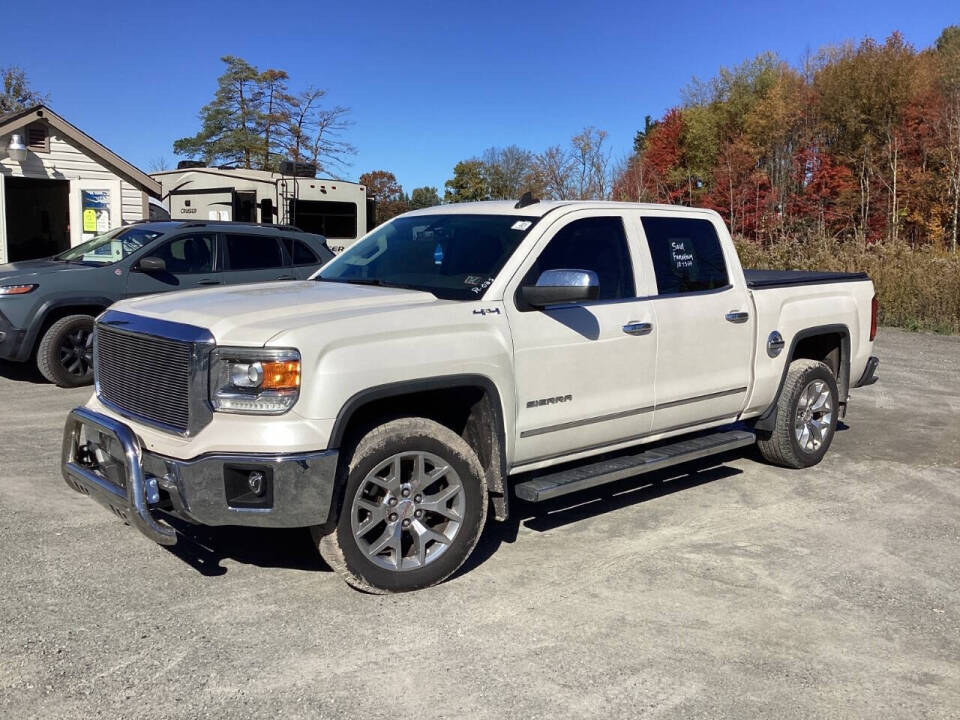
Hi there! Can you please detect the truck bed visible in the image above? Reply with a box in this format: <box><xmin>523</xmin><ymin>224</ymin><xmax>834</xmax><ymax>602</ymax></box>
<box><xmin>744</xmin><ymin>269</ymin><xmax>869</xmax><ymax>289</ymax></box>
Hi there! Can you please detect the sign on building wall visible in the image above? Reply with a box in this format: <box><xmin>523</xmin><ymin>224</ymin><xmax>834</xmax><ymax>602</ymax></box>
<box><xmin>81</xmin><ymin>190</ymin><xmax>111</xmax><ymax>234</ymax></box>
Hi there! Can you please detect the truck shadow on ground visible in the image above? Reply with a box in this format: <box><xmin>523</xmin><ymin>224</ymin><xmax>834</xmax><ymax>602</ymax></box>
<box><xmin>161</xmin><ymin>452</ymin><xmax>747</xmax><ymax>581</ymax></box>
<box><xmin>456</xmin><ymin>453</ymin><xmax>746</xmax><ymax>579</ymax></box>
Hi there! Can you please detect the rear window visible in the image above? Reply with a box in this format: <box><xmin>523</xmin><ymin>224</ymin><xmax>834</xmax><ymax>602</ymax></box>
<box><xmin>642</xmin><ymin>216</ymin><xmax>729</xmax><ymax>294</ymax></box>
<box><xmin>282</xmin><ymin>237</ymin><xmax>321</xmax><ymax>266</ymax></box>
<box><xmin>225</xmin><ymin>234</ymin><xmax>285</xmax><ymax>270</ymax></box>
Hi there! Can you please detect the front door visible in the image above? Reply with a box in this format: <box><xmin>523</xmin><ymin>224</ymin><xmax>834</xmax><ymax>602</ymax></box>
<box><xmin>124</xmin><ymin>232</ymin><xmax>220</xmax><ymax>296</ymax></box>
<box><xmin>505</xmin><ymin>212</ymin><xmax>658</xmax><ymax>467</ymax></box>
<box><xmin>3</xmin><ymin>177</ymin><xmax>70</xmax><ymax>261</ymax></box>
<box><xmin>638</xmin><ymin>214</ymin><xmax>754</xmax><ymax>433</ymax></box>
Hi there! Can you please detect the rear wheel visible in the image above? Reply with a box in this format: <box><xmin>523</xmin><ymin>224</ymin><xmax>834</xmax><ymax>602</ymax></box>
<box><xmin>315</xmin><ymin>417</ymin><xmax>488</xmax><ymax>593</ymax></box>
<box><xmin>36</xmin><ymin>314</ymin><xmax>96</xmax><ymax>387</ymax></box>
<box><xmin>757</xmin><ymin>359</ymin><xmax>839</xmax><ymax>469</ymax></box>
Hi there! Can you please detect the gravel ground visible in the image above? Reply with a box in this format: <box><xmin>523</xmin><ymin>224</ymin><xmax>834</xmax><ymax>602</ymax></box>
<box><xmin>1</xmin><ymin>327</ymin><xmax>958</xmax><ymax>719</ymax></box>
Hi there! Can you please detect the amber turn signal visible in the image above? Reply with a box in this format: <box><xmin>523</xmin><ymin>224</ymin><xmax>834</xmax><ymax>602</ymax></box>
<box><xmin>260</xmin><ymin>360</ymin><xmax>301</xmax><ymax>390</ymax></box>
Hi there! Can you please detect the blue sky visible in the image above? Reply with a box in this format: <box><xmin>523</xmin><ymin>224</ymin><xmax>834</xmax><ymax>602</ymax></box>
<box><xmin>2</xmin><ymin>0</ymin><xmax>957</xmax><ymax>192</ymax></box>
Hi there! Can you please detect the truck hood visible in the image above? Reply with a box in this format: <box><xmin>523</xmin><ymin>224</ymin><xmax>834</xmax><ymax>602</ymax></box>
<box><xmin>113</xmin><ymin>280</ymin><xmax>446</xmax><ymax>346</ymax></box>
<box><xmin>0</xmin><ymin>259</ymin><xmax>100</xmax><ymax>284</ymax></box>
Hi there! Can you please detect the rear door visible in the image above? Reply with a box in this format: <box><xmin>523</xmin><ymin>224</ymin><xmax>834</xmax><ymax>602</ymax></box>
<box><xmin>221</xmin><ymin>232</ymin><xmax>295</xmax><ymax>285</ymax></box>
<box><xmin>123</xmin><ymin>232</ymin><xmax>220</xmax><ymax>296</ymax></box>
<box><xmin>637</xmin><ymin>213</ymin><xmax>754</xmax><ymax>433</ymax></box>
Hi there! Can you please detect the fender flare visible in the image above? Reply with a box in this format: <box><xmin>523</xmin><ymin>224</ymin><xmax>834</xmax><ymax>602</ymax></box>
<box><xmin>328</xmin><ymin>373</ymin><xmax>510</xmax><ymax>519</ymax></box>
<box><xmin>753</xmin><ymin>323</ymin><xmax>850</xmax><ymax>432</ymax></box>
<box><xmin>18</xmin><ymin>296</ymin><xmax>113</xmax><ymax>362</ymax></box>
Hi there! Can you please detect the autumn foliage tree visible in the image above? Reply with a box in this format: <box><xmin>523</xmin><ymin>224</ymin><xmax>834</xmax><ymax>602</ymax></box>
<box><xmin>613</xmin><ymin>27</ymin><xmax>960</xmax><ymax>251</ymax></box>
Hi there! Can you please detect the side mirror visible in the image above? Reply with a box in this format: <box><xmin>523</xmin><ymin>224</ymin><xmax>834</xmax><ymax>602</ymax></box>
<box><xmin>136</xmin><ymin>256</ymin><xmax>166</xmax><ymax>273</ymax></box>
<box><xmin>520</xmin><ymin>269</ymin><xmax>599</xmax><ymax>308</ymax></box>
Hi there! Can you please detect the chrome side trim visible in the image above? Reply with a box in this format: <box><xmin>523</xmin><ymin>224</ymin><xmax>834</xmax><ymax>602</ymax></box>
<box><xmin>521</xmin><ymin>404</ymin><xmax>655</xmax><ymax>438</ymax></box>
<box><xmin>519</xmin><ymin>387</ymin><xmax>747</xmax><ymax>439</ymax></box>
<box><xmin>655</xmin><ymin>386</ymin><xmax>747</xmax><ymax>410</ymax></box>
<box><xmin>513</xmin><ymin>413</ymin><xmax>740</xmax><ymax>469</ymax></box>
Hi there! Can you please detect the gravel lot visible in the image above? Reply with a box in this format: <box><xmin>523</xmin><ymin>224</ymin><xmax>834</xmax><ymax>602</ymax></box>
<box><xmin>1</xmin><ymin>327</ymin><xmax>958</xmax><ymax>719</ymax></box>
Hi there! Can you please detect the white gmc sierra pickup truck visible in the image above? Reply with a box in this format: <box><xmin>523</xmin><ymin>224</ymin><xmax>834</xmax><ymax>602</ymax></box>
<box><xmin>61</xmin><ymin>198</ymin><xmax>879</xmax><ymax>592</ymax></box>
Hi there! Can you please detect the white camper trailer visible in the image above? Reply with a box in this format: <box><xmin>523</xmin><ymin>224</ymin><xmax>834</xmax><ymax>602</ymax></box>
<box><xmin>152</xmin><ymin>165</ymin><xmax>373</xmax><ymax>253</ymax></box>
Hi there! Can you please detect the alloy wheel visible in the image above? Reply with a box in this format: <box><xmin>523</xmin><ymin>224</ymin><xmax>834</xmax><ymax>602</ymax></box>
<box><xmin>350</xmin><ymin>450</ymin><xmax>465</xmax><ymax>572</ymax></box>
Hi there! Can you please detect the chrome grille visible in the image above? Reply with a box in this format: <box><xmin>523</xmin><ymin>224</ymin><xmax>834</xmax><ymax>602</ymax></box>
<box><xmin>95</xmin><ymin>324</ymin><xmax>193</xmax><ymax>433</ymax></box>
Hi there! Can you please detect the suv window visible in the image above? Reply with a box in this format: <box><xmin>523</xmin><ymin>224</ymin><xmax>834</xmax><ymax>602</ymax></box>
<box><xmin>281</xmin><ymin>237</ymin><xmax>321</xmax><ymax>266</ymax></box>
<box><xmin>225</xmin><ymin>234</ymin><xmax>285</xmax><ymax>270</ymax></box>
<box><xmin>642</xmin><ymin>217</ymin><xmax>729</xmax><ymax>295</ymax></box>
<box><xmin>151</xmin><ymin>233</ymin><xmax>215</xmax><ymax>274</ymax></box>
<box><xmin>523</xmin><ymin>216</ymin><xmax>635</xmax><ymax>301</ymax></box>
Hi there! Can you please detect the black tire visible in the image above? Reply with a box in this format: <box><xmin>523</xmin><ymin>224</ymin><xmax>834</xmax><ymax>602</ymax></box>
<box><xmin>36</xmin><ymin>314</ymin><xmax>96</xmax><ymax>387</ymax></box>
<box><xmin>757</xmin><ymin>359</ymin><xmax>839</xmax><ymax>469</ymax></box>
<box><xmin>314</xmin><ymin>417</ymin><xmax>488</xmax><ymax>593</ymax></box>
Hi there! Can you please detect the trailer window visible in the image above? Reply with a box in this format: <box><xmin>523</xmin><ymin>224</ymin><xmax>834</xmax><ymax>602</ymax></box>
<box><xmin>641</xmin><ymin>217</ymin><xmax>729</xmax><ymax>295</ymax></box>
<box><xmin>289</xmin><ymin>199</ymin><xmax>357</xmax><ymax>239</ymax></box>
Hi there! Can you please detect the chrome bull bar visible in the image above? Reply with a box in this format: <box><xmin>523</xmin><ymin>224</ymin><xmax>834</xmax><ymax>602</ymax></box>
<box><xmin>61</xmin><ymin>406</ymin><xmax>177</xmax><ymax>546</ymax></box>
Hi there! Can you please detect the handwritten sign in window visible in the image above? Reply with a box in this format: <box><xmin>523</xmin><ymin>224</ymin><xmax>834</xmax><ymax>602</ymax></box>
<box><xmin>642</xmin><ymin>217</ymin><xmax>729</xmax><ymax>294</ymax></box>
<box><xmin>670</xmin><ymin>238</ymin><xmax>697</xmax><ymax>273</ymax></box>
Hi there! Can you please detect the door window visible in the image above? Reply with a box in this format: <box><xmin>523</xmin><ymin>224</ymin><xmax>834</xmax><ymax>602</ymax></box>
<box><xmin>152</xmin><ymin>234</ymin><xmax>215</xmax><ymax>273</ymax></box>
<box><xmin>281</xmin><ymin>237</ymin><xmax>321</xmax><ymax>266</ymax></box>
<box><xmin>225</xmin><ymin>234</ymin><xmax>285</xmax><ymax>270</ymax></box>
<box><xmin>523</xmin><ymin>216</ymin><xmax>635</xmax><ymax>301</ymax></box>
<box><xmin>642</xmin><ymin>217</ymin><xmax>729</xmax><ymax>295</ymax></box>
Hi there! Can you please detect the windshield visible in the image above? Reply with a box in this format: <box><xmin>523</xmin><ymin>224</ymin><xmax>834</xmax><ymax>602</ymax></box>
<box><xmin>55</xmin><ymin>226</ymin><xmax>163</xmax><ymax>266</ymax></box>
<box><xmin>317</xmin><ymin>214</ymin><xmax>538</xmax><ymax>300</ymax></box>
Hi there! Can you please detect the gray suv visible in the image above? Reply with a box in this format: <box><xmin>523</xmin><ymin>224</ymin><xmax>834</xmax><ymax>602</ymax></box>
<box><xmin>0</xmin><ymin>221</ymin><xmax>333</xmax><ymax>387</ymax></box>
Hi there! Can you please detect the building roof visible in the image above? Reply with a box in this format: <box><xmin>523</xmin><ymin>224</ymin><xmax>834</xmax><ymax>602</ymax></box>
<box><xmin>0</xmin><ymin>105</ymin><xmax>161</xmax><ymax>197</ymax></box>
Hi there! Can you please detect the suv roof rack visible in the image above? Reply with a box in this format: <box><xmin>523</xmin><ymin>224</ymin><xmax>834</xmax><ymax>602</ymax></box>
<box><xmin>177</xmin><ymin>220</ymin><xmax>304</xmax><ymax>232</ymax></box>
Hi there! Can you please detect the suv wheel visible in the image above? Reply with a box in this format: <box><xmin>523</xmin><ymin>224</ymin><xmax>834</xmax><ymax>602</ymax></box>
<box><xmin>37</xmin><ymin>314</ymin><xmax>96</xmax><ymax>387</ymax></box>
<box><xmin>315</xmin><ymin>417</ymin><xmax>488</xmax><ymax>593</ymax></box>
<box><xmin>757</xmin><ymin>359</ymin><xmax>839</xmax><ymax>469</ymax></box>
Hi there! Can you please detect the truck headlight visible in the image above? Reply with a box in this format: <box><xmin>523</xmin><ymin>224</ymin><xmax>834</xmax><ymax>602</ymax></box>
<box><xmin>210</xmin><ymin>348</ymin><xmax>301</xmax><ymax>414</ymax></box>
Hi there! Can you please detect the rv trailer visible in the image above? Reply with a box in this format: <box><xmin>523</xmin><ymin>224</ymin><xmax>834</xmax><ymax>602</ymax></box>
<box><xmin>151</xmin><ymin>165</ymin><xmax>374</xmax><ymax>253</ymax></box>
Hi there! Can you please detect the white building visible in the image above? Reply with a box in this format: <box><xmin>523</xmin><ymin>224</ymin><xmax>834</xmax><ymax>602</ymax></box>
<box><xmin>0</xmin><ymin>105</ymin><xmax>160</xmax><ymax>264</ymax></box>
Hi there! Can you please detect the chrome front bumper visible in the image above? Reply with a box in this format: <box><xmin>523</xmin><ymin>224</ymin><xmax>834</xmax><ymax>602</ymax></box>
<box><xmin>61</xmin><ymin>407</ymin><xmax>339</xmax><ymax>545</ymax></box>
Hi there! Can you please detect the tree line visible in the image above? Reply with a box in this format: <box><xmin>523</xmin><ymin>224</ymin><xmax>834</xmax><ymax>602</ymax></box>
<box><xmin>613</xmin><ymin>26</ymin><xmax>960</xmax><ymax>251</ymax></box>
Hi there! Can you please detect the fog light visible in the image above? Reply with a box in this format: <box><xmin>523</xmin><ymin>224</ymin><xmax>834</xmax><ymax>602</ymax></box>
<box><xmin>248</xmin><ymin>471</ymin><xmax>265</xmax><ymax>496</ymax></box>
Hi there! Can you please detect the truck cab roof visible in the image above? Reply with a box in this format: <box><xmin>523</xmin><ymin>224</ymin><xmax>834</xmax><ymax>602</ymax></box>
<box><xmin>400</xmin><ymin>199</ymin><xmax>723</xmax><ymax>219</ymax></box>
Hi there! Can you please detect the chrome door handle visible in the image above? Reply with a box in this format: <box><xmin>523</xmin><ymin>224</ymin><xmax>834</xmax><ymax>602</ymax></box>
<box><xmin>623</xmin><ymin>321</ymin><xmax>653</xmax><ymax>336</ymax></box>
<box><xmin>725</xmin><ymin>310</ymin><xmax>749</xmax><ymax>323</ymax></box>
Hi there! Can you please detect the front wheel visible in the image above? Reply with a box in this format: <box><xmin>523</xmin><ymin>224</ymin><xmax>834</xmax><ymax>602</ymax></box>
<box><xmin>757</xmin><ymin>359</ymin><xmax>839</xmax><ymax>469</ymax></box>
<box><xmin>315</xmin><ymin>417</ymin><xmax>488</xmax><ymax>593</ymax></box>
<box><xmin>36</xmin><ymin>314</ymin><xmax>96</xmax><ymax>387</ymax></box>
